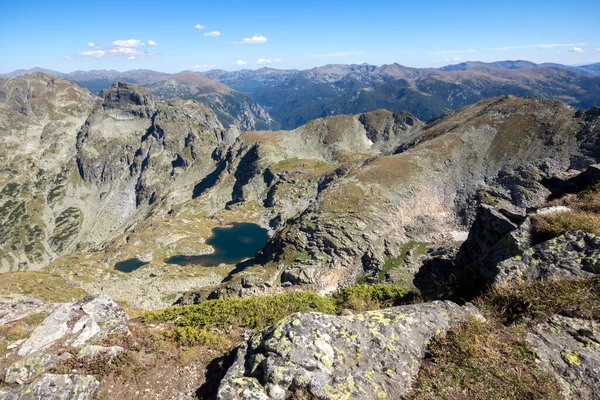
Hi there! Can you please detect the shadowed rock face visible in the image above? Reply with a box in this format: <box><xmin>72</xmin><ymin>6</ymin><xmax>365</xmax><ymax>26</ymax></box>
<box><xmin>217</xmin><ymin>301</ymin><xmax>482</xmax><ymax>400</ymax></box>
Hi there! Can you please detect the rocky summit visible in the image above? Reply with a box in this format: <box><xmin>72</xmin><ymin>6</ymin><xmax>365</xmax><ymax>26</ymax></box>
<box><xmin>1</xmin><ymin>63</ymin><xmax>600</xmax><ymax>399</ymax></box>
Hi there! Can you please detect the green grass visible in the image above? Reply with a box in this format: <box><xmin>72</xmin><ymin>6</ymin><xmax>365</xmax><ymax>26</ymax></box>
<box><xmin>408</xmin><ymin>277</ymin><xmax>599</xmax><ymax>399</ymax></box>
<box><xmin>408</xmin><ymin>318</ymin><xmax>562</xmax><ymax>400</ymax></box>
<box><xmin>480</xmin><ymin>277</ymin><xmax>600</xmax><ymax>324</ymax></box>
<box><xmin>333</xmin><ymin>283</ymin><xmax>418</xmax><ymax>312</ymax></box>
<box><xmin>531</xmin><ymin>183</ymin><xmax>600</xmax><ymax>241</ymax></box>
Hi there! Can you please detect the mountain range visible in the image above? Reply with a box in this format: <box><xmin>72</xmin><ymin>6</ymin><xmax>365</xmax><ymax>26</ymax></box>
<box><xmin>4</xmin><ymin>60</ymin><xmax>600</xmax><ymax>130</ymax></box>
<box><xmin>1</xmin><ymin>63</ymin><xmax>600</xmax><ymax>399</ymax></box>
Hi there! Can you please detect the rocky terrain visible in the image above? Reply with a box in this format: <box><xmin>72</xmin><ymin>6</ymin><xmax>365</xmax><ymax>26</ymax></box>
<box><xmin>1</xmin><ymin>70</ymin><xmax>600</xmax><ymax>399</ymax></box>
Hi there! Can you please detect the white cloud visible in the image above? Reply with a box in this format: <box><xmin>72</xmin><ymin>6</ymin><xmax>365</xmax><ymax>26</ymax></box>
<box><xmin>204</xmin><ymin>31</ymin><xmax>221</xmax><ymax>38</ymax></box>
<box><xmin>310</xmin><ymin>51</ymin><xmax>366</xmax><ymax>58</ymax></box>
<box><xmin>64</xmin><ymin>55</ymin><xmax>72</xmax><ymax>61</ymax></box>
<box><xmin>257</xmin><ymin>58</ymin><xmax>281</xmax><ymax>64</ymax></box>
<box><xmin>78</xmin><ymin>50</ymin><xmax>107</xmax><ymax>58</ymax></box>
<box><xmin>76</xmin><ymin>39</ymin><xmax>158</xmax><ymax>59</ymax></box>
<box><xmin>233</xmin><ymin>35</ymin><xmax>268</xmax><ymax>44</ymax></box>
<box><xmin>194</xmin><ymin>64</ymin><xmax>217</xmax><ymax>70</ymax></box>
<box><xmin>571</xmin><ymin>47</ymin><xmax>584</xmax><ymax>53</ymax></box>
<box><xmin>112</xmin><ymin>39</ymin><xmax>145</xmax><ymax>48</ymax></box>
<box><xmin>453</xmin><ymin>57</ymin><xmax>461</xmax><ymax>61</ymax></box>
<box><xmin>430</xmin><ymin>49</ymin><xmax>475</xmax><ymax>55</ymax></box>
<box><xmin>491</xmin><ymin>43</ymin><xmax>586</xmax><ymax>50</ymax></box>
<box><xmin>194</xmin><ymin>24</ymin><xmax>207</xmax><ymax>29</ymax></box>
<box><xmin>236</xmin><ymin>60</ymin><xmax>247</xmax><ymax>65</ymax></box>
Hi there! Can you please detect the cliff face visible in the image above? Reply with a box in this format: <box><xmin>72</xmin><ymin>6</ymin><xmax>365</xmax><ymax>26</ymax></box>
<box><xmin>0</xmin><ymin>75</ymin><xmax>226</xmax><ymax>272</ymax></box>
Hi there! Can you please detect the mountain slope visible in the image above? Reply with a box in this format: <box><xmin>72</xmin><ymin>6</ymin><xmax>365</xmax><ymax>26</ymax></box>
<box><xmin>146</xmin><ymin>71</ymin><xmax>275</xmax><ymax>131</ymax></box>
<box><xmin>205</xmin><ymin>62</ymin><xmax>600</xmax><ymax>128</ymax></box>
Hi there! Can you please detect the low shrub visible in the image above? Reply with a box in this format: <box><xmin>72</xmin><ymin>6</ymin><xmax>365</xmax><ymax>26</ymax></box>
<box><xmin>144</xmin><ymin>291</ymin><xmax>337</xmax><ymax>331</ymax></box>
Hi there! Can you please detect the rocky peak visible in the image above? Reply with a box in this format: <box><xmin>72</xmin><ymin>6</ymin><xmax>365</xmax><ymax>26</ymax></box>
<box><xmin>99</xmin><ymin>82</ymin><xmax>154</xmax><ymax>113</ymax></box>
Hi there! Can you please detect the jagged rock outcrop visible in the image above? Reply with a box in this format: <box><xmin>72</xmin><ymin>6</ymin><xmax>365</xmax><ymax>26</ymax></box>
<box><xmin>217</xmin><ymin>301</ymin><xmax>481</xmax><ymax>400</ymax></box>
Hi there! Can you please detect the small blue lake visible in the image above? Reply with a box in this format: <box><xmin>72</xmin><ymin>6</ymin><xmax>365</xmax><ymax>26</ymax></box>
<box><xmin>114</xmin><ymin>258</ymin><xmax>149</xmax><ymax>273</ymax></box>
<box><xmin>165</xmin><ymin>222</ymin><xmax>269</xmax><ymax>267</ymax></box>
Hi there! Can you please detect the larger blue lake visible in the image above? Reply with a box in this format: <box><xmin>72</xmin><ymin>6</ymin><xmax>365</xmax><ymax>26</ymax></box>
<box><xmin>165</xmin><ymin>222</ymin><xmax>269</xmax><ymax>267</ymax></box>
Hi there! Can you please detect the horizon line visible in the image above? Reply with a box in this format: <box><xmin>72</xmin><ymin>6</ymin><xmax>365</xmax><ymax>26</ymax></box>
<box><xmin>2</xmin><ymin>58</ymin><xmax>599</xmax><ymax>76</ymax></box>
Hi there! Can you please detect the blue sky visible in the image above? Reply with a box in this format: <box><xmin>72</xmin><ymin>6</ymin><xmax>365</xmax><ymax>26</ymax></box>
<box><xmin>1</xmin><ymin>0</ymin><xmax>599</xmax><ymax>73</ymax></box>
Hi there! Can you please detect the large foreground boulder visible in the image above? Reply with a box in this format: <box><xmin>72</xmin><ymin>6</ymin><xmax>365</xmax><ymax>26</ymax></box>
<box><xmin>217</xmin><ymin>301</ymin><xmax>481</xmax><ymax>400</ymax></box>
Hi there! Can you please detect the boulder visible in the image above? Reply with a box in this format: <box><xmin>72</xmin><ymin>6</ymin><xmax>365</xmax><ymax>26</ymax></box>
<box><xmin>527</xmin><ymin>315</ymin><xmax>600</xmax><ymax>399</ymax></box>
<box><xmin>18</xmin><ymin>296</ymin><xmax>129</xmax><ymax>357</ymax></box>
<box><xmin>217</xmin><ymin>301</ymin><xmax>481</xmax><ymax>400</ymax></box>
<box><xmin>495</xmin><ymin>231</ymin><xmax>600</xmax><ymax>283</ymax></box>
<box><xmin>0</xmin><ymin>374</ymin><xmax>99</xmax><ymax>400</ymax></box>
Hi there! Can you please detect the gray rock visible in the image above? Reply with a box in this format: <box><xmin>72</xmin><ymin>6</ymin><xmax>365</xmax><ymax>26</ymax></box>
<box><xmin>4</xmin><ymin>352</ymin><xmax>59</xmax><ymax>384</ymax></box>
<box><xmin>18</xmin><ymin>296</ymin><xmax>129</xmax><ymax>356</ymax></box>
<box><xmin>217</xmin><ymin>301</ymin><xmax>481</xmax><ymax>400</ymax></box>
<box><xmin>527</xmin><ymin>316</ymin><xmax>600</xmax><ymax>399</ymax></box>
<box><xmin>0</xmin><ymin>299</ymin><xmax>58</xmax><ymax>325</ymax></box>
<box><xmin>495</xmin><ymin>230</ymin><xmax>600</xmax><ymax>283</ymax></box>
<box><xmin>76</xmin><ymin>345</ymin><xmax>125</xmax><ymax>359</ymax></box>
<box><xmin>0</xmin><ymin>374</ymin><xmax>99</xmax><ymax>400</ymax></box>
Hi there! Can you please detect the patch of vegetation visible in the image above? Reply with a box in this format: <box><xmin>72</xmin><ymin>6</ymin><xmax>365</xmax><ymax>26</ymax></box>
<box><xmin>532</xmin><ymin>211</ymin><xmax>600</xmax><ymax>241</ymax></box>
<box><xmin>144</xmin><ymin>291</ymin><xmax>338</xmax><ymax>331</ymax></box>
<box><xmin>480</xmin><ymin>277</ymin><xmax>600</xmax><ymax>324</ymax></box>
<box><xmin>333</xmin><ymin>283</ymin><xmax>418</xmax><ymax>312</ymax></box>
<box><xmin>144</xmin><ymin>284</ymin><xmax>417</xmax><ymax>343</ymax></box>
<box><xmin>532</xmin><ymin>184</ymin><xmax>600</xmax><ymax>241</ymax></box>
<box><xmin>408</xmin><ymin>318</ymin><xmax>562</xmax><ymax>400</ymax></box>
<box><xmin>0</xmin><ymin>271</ymin><xmax>87</xmax><ymax>302</ymax></box>
<box><xmin>378</xmin><ymin>241</ymin><xmax>428</xmax><ymax>281</ymax></box>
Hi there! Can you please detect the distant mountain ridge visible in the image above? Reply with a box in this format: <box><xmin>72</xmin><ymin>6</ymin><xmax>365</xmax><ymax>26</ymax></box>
<box><xmin>3</xmin><ymin>60</ymin><xmax>600</xmax><ymax>129</ymax></box>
